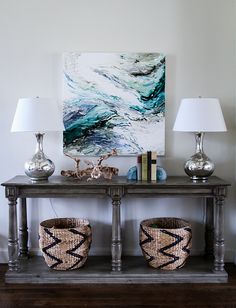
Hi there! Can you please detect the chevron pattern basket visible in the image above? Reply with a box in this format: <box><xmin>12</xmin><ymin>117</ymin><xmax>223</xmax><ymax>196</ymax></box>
<box><xmin>39</xmin><ymin>218</ymin><xmax>92</xmax><ymax>270</ymax></box>
<box><xmin>139</xmin><ymin>217</ymin><xmax>192</xmax><ymax>270</ymax></box>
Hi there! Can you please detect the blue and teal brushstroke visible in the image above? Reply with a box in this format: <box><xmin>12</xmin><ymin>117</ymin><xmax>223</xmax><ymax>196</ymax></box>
<box><xmin>63</xmin><ymin>53</ymin><xmax>165</xmax><ymax>156</ymax></box>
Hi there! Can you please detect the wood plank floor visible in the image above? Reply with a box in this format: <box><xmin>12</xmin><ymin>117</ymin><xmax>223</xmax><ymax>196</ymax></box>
<box><xmin>1</xmin><ymin>263</ymin><xmax>236</xmax><ymax>307</ymax></box>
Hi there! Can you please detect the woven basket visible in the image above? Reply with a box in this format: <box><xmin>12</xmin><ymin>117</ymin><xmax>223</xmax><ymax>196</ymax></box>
<box><xmin>139</xmin><ymin>217</ymin><xmax>192</xmax><ymax>270</ymax></box>
<box><xmin>39</xmin><ymin>218</ymin><xmax>92</xmax><ymax>270</ymax></box>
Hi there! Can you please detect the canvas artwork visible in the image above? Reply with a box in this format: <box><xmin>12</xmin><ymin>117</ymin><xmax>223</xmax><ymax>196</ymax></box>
<box><xmin>62</xmin><ymin>52</ymin><xmax>165</xmax><ymax>156</ymax></box>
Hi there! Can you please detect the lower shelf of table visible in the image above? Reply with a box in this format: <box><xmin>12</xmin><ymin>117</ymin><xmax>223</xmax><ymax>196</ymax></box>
<box><xmin>5</xmin><ymin>256</ymin><xmax>228</xmax><ymax>284</ymax></box>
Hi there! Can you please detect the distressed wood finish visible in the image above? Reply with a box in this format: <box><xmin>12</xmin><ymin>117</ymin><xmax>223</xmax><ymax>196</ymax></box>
<box><xmin>1</xmin><ymin>175</ymin><xmax>230</xmax><ymax>283</ymax></box>
<box><xmin>205</xmin><ymin>197</ymin><xmax>214</xmax><ymax>258</ymax></box>
<box><xmin>5</xmin><ymin>187</ymin><xmax>19</xmax><ymax>271</ymax></box>
<box><xmin>214</xmin><ymin>186</ymin><xmax>227</xmax><ymax>271</ymax></box>
<box><xmin>18</xmin><ymin>198</ymin><xmax>29</xmax><ymax>259</ymax></box>
<box><xmin>108</xmin><ymin>186</ymin><xmax>124</xmax><ymax>271</ymax></box>
<box><xmin>5</xmin><ymin>256</ymin><xmax>228</xmax><ymax>284</ymax></box>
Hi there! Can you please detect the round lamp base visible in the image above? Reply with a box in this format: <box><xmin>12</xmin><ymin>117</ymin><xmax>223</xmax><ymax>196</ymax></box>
<box><xmin>184</xmin><ymin>152</ymin><xmax>214</xmax><ymax>182</ymax></box>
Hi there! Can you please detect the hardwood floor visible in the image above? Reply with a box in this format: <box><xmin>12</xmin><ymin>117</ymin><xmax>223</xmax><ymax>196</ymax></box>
<box><xmin>1</xmin><ymin>263</ymin><xmax>236</xmax><ymax>307</ymax></box>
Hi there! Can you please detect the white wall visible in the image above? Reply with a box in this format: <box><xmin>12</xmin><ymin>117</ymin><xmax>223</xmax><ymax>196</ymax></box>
<box><xmin>0</xmin><ymin>0</ymin><xmax>235</xmax><ymax>262</ymax></box>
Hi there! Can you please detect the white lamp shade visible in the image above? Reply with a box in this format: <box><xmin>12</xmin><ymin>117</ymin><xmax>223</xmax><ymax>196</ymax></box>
<box><xmin>173</xmin><ymin>98</ymin><xmax>227</xmax><ymax>132</ymax></box>
<box><xmin>11</xmin><ymin>97</ymin><xmax>65</xmax><ymax>132</ymax></box>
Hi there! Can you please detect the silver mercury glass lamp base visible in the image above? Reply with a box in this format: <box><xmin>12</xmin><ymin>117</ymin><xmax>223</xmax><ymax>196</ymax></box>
<box><xmin>24</xmin><ymin>133</ymin><xmax>55</xmax><ymax>183</ymax></box>
<box><xmin>184</xmin><ymin>132</ymin><xmax>214</xmax><ymax>182</ymax></box>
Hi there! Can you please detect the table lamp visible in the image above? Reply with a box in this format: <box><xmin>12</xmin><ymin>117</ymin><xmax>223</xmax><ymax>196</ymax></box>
<box><xmin>11</xmin><ymin>97</ymin><xmax>65</xmax><ymax>183</ymax></box>
<box><xmin>173</xmin><ymin>97</ymin><xmax>227</xmax><ymax>182</ymax></box>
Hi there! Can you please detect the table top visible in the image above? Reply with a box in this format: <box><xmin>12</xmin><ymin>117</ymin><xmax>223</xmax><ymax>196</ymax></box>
<box><xmin>1</xmin><ymin>175</ymin><xmax>231</xmax><ymax>188</ymax></box>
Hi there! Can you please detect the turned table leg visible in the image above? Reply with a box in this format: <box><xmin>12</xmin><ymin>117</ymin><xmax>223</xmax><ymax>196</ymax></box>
<box><xmin>205</xmin><ymin>197</ymin><xmax>214</xmax><ymax>258</ymax></box>
<box><xmin>19</xmin><ymin>198</ymin><xmax>29</xmax><ymax>259</ymax></box>
<box><xmin>108</xmin><ymin>187</ymin><xmax>124</xmax><ymax>272</ymax></box>
<box><xmin>6</xmin><ymin>187</ymin><xmax>19</xmax><ymax>271</ymax></box>
<box><xmin>214</xmin><ymin>187</ymin><xmax>226</xmax><ymax>271</ymax></box>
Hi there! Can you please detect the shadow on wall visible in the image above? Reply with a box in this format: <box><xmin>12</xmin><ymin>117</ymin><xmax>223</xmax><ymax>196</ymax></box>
<box><xmin>88</xmin><ymin>221</ymin><xmax>111</xmax><ymax>256</ymax></box>
<box><xmin>0</xmin><ymin>234</ymin><xmax>8</xmax><ymax>262</ymax></box>
<box><xmin>26</xmin><ymin>196</ymin><xmax>113</xmax><ymax>255</ymax></box>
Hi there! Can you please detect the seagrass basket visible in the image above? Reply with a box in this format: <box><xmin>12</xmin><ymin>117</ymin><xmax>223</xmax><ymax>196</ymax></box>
<box><xmin>139</xmin><ymin>217</ymin><xmax>192</xmax><ymax>270</ymax></box>
<box><xmin>39</xmin><ymin>218</ymin><xmax>92</xmax><ymax>270</ymax></box>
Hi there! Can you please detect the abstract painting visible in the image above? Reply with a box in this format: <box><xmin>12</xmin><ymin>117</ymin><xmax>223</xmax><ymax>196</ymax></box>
<box><xmin>62</xmin><ymin>52</ymin><xmax>165</xmax><ymax>156</ymax></box>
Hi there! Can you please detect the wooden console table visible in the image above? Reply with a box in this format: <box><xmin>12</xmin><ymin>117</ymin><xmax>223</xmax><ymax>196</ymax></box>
<box><xmin>2</xmin><ymin>175</ymin><xmax>230</xmax><ymax>283</ymax></box>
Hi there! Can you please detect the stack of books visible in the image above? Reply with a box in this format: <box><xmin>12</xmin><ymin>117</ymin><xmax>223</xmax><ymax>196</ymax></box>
<box><xmin>137</xmin><ymin>151</ymin><xmax>157</xmax><ymax>181</ymax></box>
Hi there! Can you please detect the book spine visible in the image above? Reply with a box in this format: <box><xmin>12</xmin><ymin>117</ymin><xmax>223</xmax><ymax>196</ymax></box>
<box><xmin>151</xmin><ymin>151</ymin><xmax>157</xmax><ymax>181</ymax></box>
<box><xmin>137</xmin><ymin>154</ymin><xmax>142</xmax><ymax>181</ymax></box>
<box><xmin>141</xmin><ymin>153</ymin><xmax>148</xmax><ymax>181</ymax></box>
<box><xmin>147</xmin><ymin>151</ymin><xmax>152</xmax><ymax>182</ymax></box>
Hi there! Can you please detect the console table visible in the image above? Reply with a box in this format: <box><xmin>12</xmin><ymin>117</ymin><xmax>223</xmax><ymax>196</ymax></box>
<box><xmin>2</xmin><ymin>175</ymin><xmax>230</xmax><ymax>283</ymax></box>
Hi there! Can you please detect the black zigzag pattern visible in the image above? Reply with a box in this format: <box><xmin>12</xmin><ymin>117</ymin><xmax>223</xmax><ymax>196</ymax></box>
<box><xmin>66</xmin><ymin>228</ymin><xmax>89</xmax><ymax>270</ymax></box>
<box><xmin>158</xmin><ymin>229</ymin><xmax>184</xmax><ymax>269</ymax></box>
<box><xmin>176</xmin><ymin>227</ymin><xmax>192</xmax><ymax>269</ymax></box>
<box><xmin>139</xmin><ymin>225</ymin><xmax>154</xmax><ymax>264</ymax></box>
<box><xmin>42</xmin><ymin>228</ymin><xmax>63</xmax><ymax>269</ymax></box>
<box><xmin>182</xmin><ymin>227</ymin><xmax>192</xmax><ymax>254</ymax></box>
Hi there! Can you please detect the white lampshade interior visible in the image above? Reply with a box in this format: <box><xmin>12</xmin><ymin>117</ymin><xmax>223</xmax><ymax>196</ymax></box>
<box><xmin>173</xmin><ymin>98</ymin><xmax>227</xmax><ymax>132</ymax></box>
<box><xmin>11</xmin><ymin>97</ymin><xmax>65</xmax><ymax>132</ymax></box>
